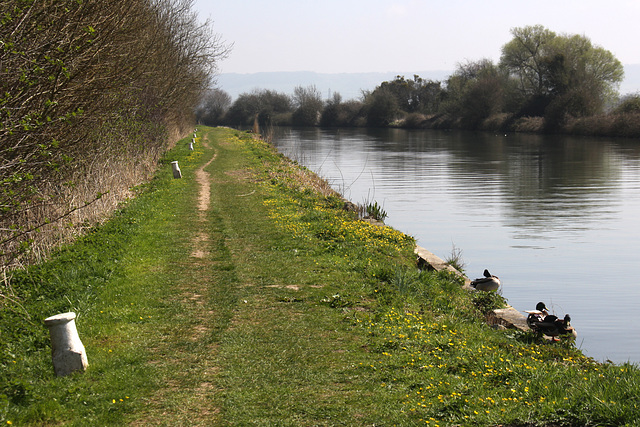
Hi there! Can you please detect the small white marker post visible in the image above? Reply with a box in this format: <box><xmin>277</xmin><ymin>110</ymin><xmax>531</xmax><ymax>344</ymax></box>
<box><xmin>189</xmin><ymin>138</ymin><xmax>194</xmax><ymax>150</ymax></box>
<box><xmin>171</xmin><ymin>161</ymin><xmax>182</xmax><ymax>178</ymax></box>
<box><xmin>44</xmin><ymin>312</ymin><xmax>88</xmax><ymax>377</ymax></box>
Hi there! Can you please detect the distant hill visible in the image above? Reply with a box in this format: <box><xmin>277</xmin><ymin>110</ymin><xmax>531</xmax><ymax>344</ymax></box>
<box><xmin>216</xmin><ymin>65</ymin><xmax>640</xmax><ymax>101</ymax></box>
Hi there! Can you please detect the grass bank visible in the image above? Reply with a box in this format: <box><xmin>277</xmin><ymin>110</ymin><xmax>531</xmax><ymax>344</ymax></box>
<box><xmin>1</xmin><ymin>127</ymin><xmax>639</xmax><ymax>425</ymax></box>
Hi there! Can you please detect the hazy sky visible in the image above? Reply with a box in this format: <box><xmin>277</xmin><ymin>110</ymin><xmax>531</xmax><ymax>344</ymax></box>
<box><xmin>194</xmin><ymin>0</ymin><xmax>640</xmax><ymax>75</ymax></box>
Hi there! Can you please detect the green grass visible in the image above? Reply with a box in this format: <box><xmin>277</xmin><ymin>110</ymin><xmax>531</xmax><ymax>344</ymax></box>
<box><xmin>1</xmin><ymin>127</ymin><xmax>639</xmax><ymax>426</ymax></box>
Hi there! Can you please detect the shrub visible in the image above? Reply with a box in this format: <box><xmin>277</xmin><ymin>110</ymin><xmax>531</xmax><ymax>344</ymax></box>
<box><xmin>512</xmin><ymin>116</ymin><xmax>545</xmax><ymax>133</ymax></box>
<box><xmin>479</xmin><ymin>113</ymin><xmax>513</xmax><ymax>132</ymax></box>
<box><xmin>364</xmin><ymin>89</ymin><xmax>399</xmax><ymax>127</ymax></box>
<box><xmin>613</xmin><ymin>94</ymin><xmax>640</xmax><ymax>114</ymax></box>
<box><xmin>292</xmin><ymin>86</ymin><xmax>323</xmax><ymax>126</ymax></box>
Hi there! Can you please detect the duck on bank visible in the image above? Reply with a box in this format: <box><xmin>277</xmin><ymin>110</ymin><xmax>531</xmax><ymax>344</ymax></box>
<box><xmin>469</xmin><ymin>269</ymin><xmax>501</xmax><ymax>292</ymax></box>
<box><xmin>526</xmin><ymin>302</ymin><xmax>577</xmax><ymax>341</ymax></box>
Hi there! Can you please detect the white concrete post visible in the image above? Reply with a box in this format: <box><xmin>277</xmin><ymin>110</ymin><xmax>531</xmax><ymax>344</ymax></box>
<box><xmin>193</xmin><ymin>133</ymin><xmax>197</xmax><ymax>138</ymax></box>
<box><xmin>189</xmin><ymin>139</ymin><xmax>194</xmax><ymax>150</ymax></box>
<box><xmin>171</xmin><ymin>161</ymin><xmax>182</xmax><ymax>178</ymax></box>
<box><xmin>44</xmin><ymin>312</ymin><xmax>88</xmax><ymax>377</ymax></box>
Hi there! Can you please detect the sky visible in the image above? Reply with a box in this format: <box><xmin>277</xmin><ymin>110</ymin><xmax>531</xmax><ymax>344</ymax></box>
<box><xmin>194</xmin><ymin>0</ymin><xmax>640</xmax><ymax>75</ymax></box>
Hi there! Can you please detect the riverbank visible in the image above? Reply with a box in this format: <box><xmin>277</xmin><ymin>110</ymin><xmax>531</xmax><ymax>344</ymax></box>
<box><xmin>2</xmin><ymin>127</ymin><xmax>639</xmax><ymax>425</ymax></box>
<box><xmin>391</xmin><ymin>110</ymin><xmax>640</xmax><ymax>139</ymax></box>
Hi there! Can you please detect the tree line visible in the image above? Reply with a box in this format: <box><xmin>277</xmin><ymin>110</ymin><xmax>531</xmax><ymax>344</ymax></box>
<box><xmin>198</xmin><ymin>25</ymin><xmax>640</xmax><ymax>137</ymax></box>
<box><xmin>1</xmin><ymin>0</ymin><xmax>228</xmax><ymax>268</ymax></box>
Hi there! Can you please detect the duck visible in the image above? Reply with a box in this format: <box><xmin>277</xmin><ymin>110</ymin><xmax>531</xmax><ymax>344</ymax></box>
<box><xmin>529</xmin><ymin>313</ymin><xmax>577</xmax><ymax>341</ymax></box>
<box><xmin>525</xmin><ymin>302</ymin><xmax>549</xmax><ymax>328</ymax></box>
<box><xmin>469</xmin><ymin>269</ymin><xmax>500</xmax><ymax>291</ymax></box>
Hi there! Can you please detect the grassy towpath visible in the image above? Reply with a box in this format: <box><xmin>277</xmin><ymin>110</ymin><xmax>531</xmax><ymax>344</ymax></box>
<box><xmin>162</xmin><ymin>127</ymin><xmax>419</xmax><ymax>424</ymax></box>
<box><xmin>3</xmin><ymin>127</ymin><xmax>640</xmax><ymax>426</ymax></box>
<box><xmin>131</xmin><ymin>127</ymin><xmax>416</xmax><ymax>424</ymax></box>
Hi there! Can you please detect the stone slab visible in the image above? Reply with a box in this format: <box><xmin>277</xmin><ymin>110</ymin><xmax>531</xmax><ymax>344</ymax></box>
<box><xmin>414</xmin><ymin>246</ymin><xmax>470</xmax><ymax>285</ymax></box>
<box><xmin>414</xmin><ymin>245</ymin><xmax>529</xmax><ymax>331</ymax></box>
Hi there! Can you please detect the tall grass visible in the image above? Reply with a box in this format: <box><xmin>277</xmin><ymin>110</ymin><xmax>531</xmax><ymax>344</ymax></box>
<box><xmin>444</xmin><ymin>243</ymin><xmax>466</xmax><ymax>273</ymax></box>
<box><xmin>4</xmin><ymin>130</ymin><xmax>165</xmax><ymax>268</ymax></box>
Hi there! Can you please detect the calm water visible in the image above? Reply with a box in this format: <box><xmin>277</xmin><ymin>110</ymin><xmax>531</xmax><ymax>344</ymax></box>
<box><xmin>272</xmin><ymin>127</ymin><xmax>640</xmax><ymax>364</ymax></box>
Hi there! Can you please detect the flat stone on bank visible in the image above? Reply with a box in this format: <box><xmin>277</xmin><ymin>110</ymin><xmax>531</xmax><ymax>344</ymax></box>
<box><xmin>414</xmin><ymin>245</ymin><xmax>529</xmax><ymax>332</ymax></box>
<box><xmin>486</xmin><ymin>306</ymin><xmax>529</xmax><ymax>331</ymax></box>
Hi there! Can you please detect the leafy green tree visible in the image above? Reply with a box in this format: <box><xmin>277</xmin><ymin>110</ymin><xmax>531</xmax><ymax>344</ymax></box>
<box><xmin>195</xmin><ymin>89</ymin><xmax>232</xmax><ymax>125</ymax></box>
<box><xmin>292</xmin><ymin>85</ymin><xmax>323</xmax><ymax>126</ymax></box>
<box><xmin>500</xmin><ymin>25</ymin><xmax>557</xmax><ymax>97</ymax></box>
<box><xmin>226</xmin><ymin>89</ymin><xmax>291</xmax><ymax>126</ymax></box>
<box><xmin>320</xmin><ymin>93</ymin><xmax>343</xmax><ymax>127</ymax></box>
<box><xmin>364</xmin><ymin>88</ymin><xmax>399</xmax><ymax>127</ymax></box>
<box><xmin>320</xmin><ymin>93</ymin><xmax>363</xmax><ymax>127</ymax></box>
<box><xmin>443</xmin><ymin>59</ymin><xmax>510</xmax><ymax>128</ymax></box>
<box><xmin>500</xmin><ymin>25</ymin><xmax>623</xmax><ymax>123</ymax></box>
<box><xmin>257</xmin><ymin>90</ymin><xmax>293</xmax><ymax>125</ymax></box>
<box><xmin>225</xmin><ymin>92</ymin><xmax>261</xmax><ymax>126</ymax></box>
<box><xmin>542</xmin><ymin>34</ymin><xmax>623</xmax><ymax>123</ymax></box>
<box><xmin>375</xmin><ymin>75</ymin><xmax>443</xmax><ymax>114</ymax></box>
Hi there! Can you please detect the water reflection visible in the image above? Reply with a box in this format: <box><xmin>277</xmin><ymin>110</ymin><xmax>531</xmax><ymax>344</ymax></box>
<box><xmin>289</xmin><ymin>128</ymin><xmax>627</xmax><ymax>237</ymax></box>
<box><xmin>272</xmin><ymin>127</ymin><xmax>640</xmax><ymax>363</ymax></box>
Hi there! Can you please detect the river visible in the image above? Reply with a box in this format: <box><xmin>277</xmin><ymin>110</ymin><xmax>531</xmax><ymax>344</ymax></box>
<box><xmin>271</xmin><ymin>126</ymin><xmax>640</xmax><ymax>364</ymax></box>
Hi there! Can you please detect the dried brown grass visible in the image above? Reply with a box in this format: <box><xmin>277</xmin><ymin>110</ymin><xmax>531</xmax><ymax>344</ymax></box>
<box><xmin>2</xmin><ymin>156</ymin><xmax>157</xmax><ymax>268</ymax></box>
<box><xmin>480</xmin><ymin>113</ymin><xmax>513</xmax><ymax>131</ymax></box>
<box><xmin>0</xmin><ymin>124</ymin><xmax>191</xmax><ymax>270</ymax></box>
<box><xmin>512</xmin><ymin>116</ymin><xmax>545</xmax><ymax>133</ymax></box>
<box><xmin>566</xmin><ymin>112</ymin><xmax>640</xmax><ymax>138</ymax></box>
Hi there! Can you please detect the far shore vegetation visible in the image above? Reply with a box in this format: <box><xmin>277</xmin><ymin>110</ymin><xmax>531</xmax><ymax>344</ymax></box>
<box><xmin>198</xmin><ymin>25</ymin><xmax>640</xmax><ymax>139</ymax></box>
